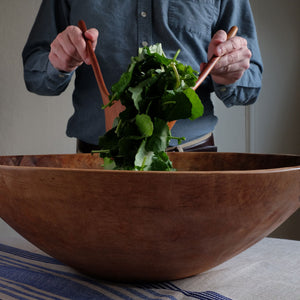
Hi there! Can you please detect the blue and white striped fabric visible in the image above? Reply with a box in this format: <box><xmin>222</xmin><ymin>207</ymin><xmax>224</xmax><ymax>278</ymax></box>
<box><xmin>0</xmin><ymin>243</ymin><xmax>231</xmax><ymax>300</ymax></box>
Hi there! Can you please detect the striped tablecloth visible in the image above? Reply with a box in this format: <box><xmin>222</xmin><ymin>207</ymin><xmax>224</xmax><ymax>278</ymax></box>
<box><xmin>0</xmin><ymin>242</ymin><xmax>229</xmax><ymax>300</ymax></box>
<box><xmin>0</xmin><ymin>229</ymin><xmax>300</xmax><ymax>300</ymax></box>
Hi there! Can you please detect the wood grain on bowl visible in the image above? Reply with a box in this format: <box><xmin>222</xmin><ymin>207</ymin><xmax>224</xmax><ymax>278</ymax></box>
<box><xmin>0</xmin><ymin>152</ymin><xmax>299</xmax><ymax>282</ymax></box>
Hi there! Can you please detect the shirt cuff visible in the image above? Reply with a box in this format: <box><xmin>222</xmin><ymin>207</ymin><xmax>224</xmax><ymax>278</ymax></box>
<box><xmin>213</xmin><ymin>81</ymin><xmax>237</xmax><ymax>107</ymax></box>
<box><xmin>47</xmin><ymin>60</ymin><xmax>74</xmax><ymax>81</ymax></box>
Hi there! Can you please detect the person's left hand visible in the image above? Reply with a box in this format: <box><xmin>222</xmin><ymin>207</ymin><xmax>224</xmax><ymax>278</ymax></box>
<box><xmin>201</xmin><ymin>30</ymin><xmax>252</xmax><ymax>85</ymax></box>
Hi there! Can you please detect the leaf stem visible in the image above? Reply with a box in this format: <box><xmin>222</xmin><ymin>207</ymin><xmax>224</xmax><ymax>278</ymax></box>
<box><xmin>115</xmin><ymin>119</ymin><xmax>123</xmax><ymax>135</ymax></box>
<box><xmin>172</xmin><ymin>49</ymin><xmax>181</xmax><ymax>61</ymax></box>
<box><xmin>91</xmin><ymin>149</ymin><xmax>110</xmax><ymax>154</ymax></box>
<box><xmin>163</xmin><ymin>100</ymin><xmax>176</xmax><ymax>105</ymax></box>
<box><xmin>169</xmin><ymin>136</ymin><xmax>186</xmax><ymax>145</ymax></box>
<box><xmin>170</xmin><ymin>62</ymin><xmax>180</xmax><ymax>89</ymax></box>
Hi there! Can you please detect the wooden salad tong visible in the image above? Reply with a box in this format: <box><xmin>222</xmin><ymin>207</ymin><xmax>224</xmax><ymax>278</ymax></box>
<box><xmin>78</xmin><ymin>20</ymin><xmax>124</xmax><ymax>131</ymax></box>
<box><xmin>78</xmin><ymin>20</ymin><xmax>238</xmax><ymax>131</ymax></box>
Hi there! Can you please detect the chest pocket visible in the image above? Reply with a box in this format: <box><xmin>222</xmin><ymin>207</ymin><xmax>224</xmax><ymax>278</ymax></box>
<box><xmin>168</xmin><ymin>0</ymin><xmax>216</xmax><ymax>36</ymax></box>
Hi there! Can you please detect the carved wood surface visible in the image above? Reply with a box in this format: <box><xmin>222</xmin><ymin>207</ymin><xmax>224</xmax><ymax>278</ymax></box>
<box><xmin>0</xmin><ymin>152</ymin><xmax>299</xmax><ymax>281</ymax></box>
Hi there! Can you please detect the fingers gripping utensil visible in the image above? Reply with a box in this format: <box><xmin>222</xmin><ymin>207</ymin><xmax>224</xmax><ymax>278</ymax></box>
<box><xmin>193</xmin><ymin>26</ymin><xmax>238</xmax><ymax>90</ymax></box>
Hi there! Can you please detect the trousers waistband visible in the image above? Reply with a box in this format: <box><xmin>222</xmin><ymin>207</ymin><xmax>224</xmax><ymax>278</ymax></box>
<box><xmin>77</xmin><ymin>132</ymin><xmax>217</xmax><ymax>153</ymax></box>
<box><xmin>166</xmin><ymin>132</ymin><xmax>217</xmax><ymax>152</ymax></box>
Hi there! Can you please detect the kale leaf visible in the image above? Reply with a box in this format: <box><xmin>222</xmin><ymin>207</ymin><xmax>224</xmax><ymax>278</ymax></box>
<box><xmin>94</xmin><ymin>44</ymin><xmax>203</xmax><ymax>171</ymax></box>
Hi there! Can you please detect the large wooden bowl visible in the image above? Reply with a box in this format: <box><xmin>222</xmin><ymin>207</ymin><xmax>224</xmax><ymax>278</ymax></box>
<box><xmin>0</xmin><ymin>152</ymin><xmax>299</xmax><ymax>282</ymax></box>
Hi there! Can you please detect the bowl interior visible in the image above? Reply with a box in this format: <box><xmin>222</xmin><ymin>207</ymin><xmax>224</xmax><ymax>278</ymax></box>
<box><xmin>0</xmin><ymin>152</ymin><xmax>300</xmax><ymax>172</ymax></box>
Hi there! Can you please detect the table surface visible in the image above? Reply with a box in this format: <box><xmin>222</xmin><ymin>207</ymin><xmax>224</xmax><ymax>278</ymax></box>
<box><xmin>0</xmin><ymin>221</ymin><xmax>300</xmax><ymax>300</ymax></box>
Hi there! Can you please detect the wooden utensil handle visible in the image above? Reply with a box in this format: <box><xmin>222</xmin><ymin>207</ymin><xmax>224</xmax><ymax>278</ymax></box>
<box><xmin>78</xmin><ymin>20</ymin><xmax>125</xmax><ymax>132</ymax></box>
<box><xmin>78</xmin><ymin>20</ymin><xmax>110</xmax><ymax>101</ymax></box>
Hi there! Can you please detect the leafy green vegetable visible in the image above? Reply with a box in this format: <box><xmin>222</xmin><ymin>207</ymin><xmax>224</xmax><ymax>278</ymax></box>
<box><xmin>135</xmin><ymin>114</ymin><xmax>153</xmax><ymax>137</ymax></box>
<box><xmin>94</xmin><ymin>43</ymin><xmax>204</xmax><ymax>171</ymax></box>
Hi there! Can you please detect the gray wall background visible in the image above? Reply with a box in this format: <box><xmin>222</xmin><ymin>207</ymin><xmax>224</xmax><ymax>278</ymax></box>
<box><xmin>0</xmin><ymin>0</ymin><xmax>299</xmax><ymax>240</ymax></box>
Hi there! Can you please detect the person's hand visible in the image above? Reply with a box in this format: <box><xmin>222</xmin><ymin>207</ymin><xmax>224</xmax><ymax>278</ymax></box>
<box><xmin>201</xmin><ymin>30</ymin><xmax>252</xmax><ymax>85</ymax></box>
<box><xmin>49</xmin><ymin>25</ymin><xmax>99</xmax><ymax>73</ymax></box>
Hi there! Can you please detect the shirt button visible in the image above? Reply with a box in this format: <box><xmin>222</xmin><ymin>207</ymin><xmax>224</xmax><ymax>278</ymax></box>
<box><xmin>141</xmin><ymin>11</ymin><xmax>147</xmax><ymax>18</ymax></box>
<box><xmin>142</xmin><ymin>41</ymin><xmax>148</xmax><ymax>47</ymax></box>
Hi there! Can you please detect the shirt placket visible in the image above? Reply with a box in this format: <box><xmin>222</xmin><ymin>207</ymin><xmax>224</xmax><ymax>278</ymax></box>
<box><xmin>137</xmin><ymin>0</ymin><xmax>153</xmax><ymax>48</ymax></box>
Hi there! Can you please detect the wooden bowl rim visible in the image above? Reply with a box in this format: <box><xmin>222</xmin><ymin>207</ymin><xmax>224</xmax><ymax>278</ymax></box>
<box><xmin>0</xmin><ymin>152</ymin><xmax>299</xmax><ymax>175</ymax></box>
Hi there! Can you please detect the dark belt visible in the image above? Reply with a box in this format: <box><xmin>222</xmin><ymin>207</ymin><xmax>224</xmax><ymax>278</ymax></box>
<box><xmin>77</xmin><ymin>133</ymin><xmax>217</xmax><ymax>154</ymax></box>
<box><xmin>166</xmin><ymin>133</ymin><xmax>217</xmax><ymax>152</ymax></box>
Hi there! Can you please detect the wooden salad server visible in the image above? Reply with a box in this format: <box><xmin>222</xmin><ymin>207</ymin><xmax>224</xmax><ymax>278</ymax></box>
<box><xmin>78</xmin><ymin>20</ymin><xmax>125</xmax><ymax>132</ymax></box>
<box><xmin>78</xmin><ymin>20</ymin><xmax>238</xmax><ymax>131</ymax></box>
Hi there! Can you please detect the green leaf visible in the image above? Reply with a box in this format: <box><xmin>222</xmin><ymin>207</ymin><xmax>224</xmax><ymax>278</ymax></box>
<box><xmin>129</xmin><ymin>75</ymin><xmax>160</xmax><ymax>112</ymax></box>
<box><xmin>128</xmin><ymin>85</ymin><xmax>143</xmax><ymax>111</ymax></box>
<box><xmin>150</xmin><ymin>151</ymin><xmax>175</xmax><ymax>171</ymax></box>
<box><xmin>146</xmin><ymin>118</ymin><xmax>170</xmax><ymax>153</ymax></box>
<box><xmin>109</xmin><ymin>60</ymin><xmax>137</xmax><ymax>103</ymax></box>
<box><xmin>135</xmin><ymin>114</ymin><xmax>154</xmax><ymax>137</ymax></box>
<box><xmin>102</xmin><ymin>157</ymin><xmax>116</xmax><ymax>170</ymax></box>
<box><xmin>158</xmin><ymin>88</ymin><xmax>204</xmax><ymax>121</ymax></box>
<box><xmin>117</xmin><ymin>138</ymin><xmax>142</xmax><ymax>169</ymax></box>
<box><xmin>148</xmin><ymin>43</ymin><xmax>165</xmax><ymax>56</ymax></box>
<box><xmin>134</xmin><ymin>140</ymin><xmax>154</xmax><ymax>171</ymax></box>
<box><xmin>160</xmin><ymin>90</ymin><xmax>192</xmax><ymax>121</ymax></box>
<box><xmin>98</xmin><ymin>128</ymin><xmax>119</xmax><ymax>154</ymax></box>
<box><xmin>183</xmin><ymin>88</ymin><xmax>204</xmax><ymax>120</ymax></box>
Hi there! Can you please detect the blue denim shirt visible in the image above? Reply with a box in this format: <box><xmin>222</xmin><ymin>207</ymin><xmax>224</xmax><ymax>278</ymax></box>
<box><xmin>23</xmin><ymin>0</ymin><xmax>263</xmax><ymax>146</ymax></box>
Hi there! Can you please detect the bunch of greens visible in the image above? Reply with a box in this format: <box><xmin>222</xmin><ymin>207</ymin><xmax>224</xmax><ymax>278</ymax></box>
<box><xmin>94</xmin><ymin>44</ymin><xmax>203</xmax><ymax>171</ymax></box>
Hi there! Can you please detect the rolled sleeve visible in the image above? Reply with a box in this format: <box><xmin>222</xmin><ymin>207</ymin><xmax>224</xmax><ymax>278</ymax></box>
<box><xmin>22</xmin><ymin>0</ymin><xmax>72</xmax><ymax>96</ymax></box>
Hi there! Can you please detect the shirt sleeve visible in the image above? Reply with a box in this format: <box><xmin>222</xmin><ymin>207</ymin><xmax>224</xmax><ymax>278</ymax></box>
<box><xmin>22</xmin><ymin>0</ymin><xmax>73</xmax><ymax>96</ymax></box>
<box><xmin>212</xmin><ymin>0</ymin><xmax>263</xmax><ymax>107</ymax></box>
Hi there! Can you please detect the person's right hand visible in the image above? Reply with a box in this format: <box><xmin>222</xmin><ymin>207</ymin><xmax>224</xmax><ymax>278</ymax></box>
<box><xmin>49</xmin><ymin>25</ymin><xmax>99</xmax><ymax>73</ymax></box>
